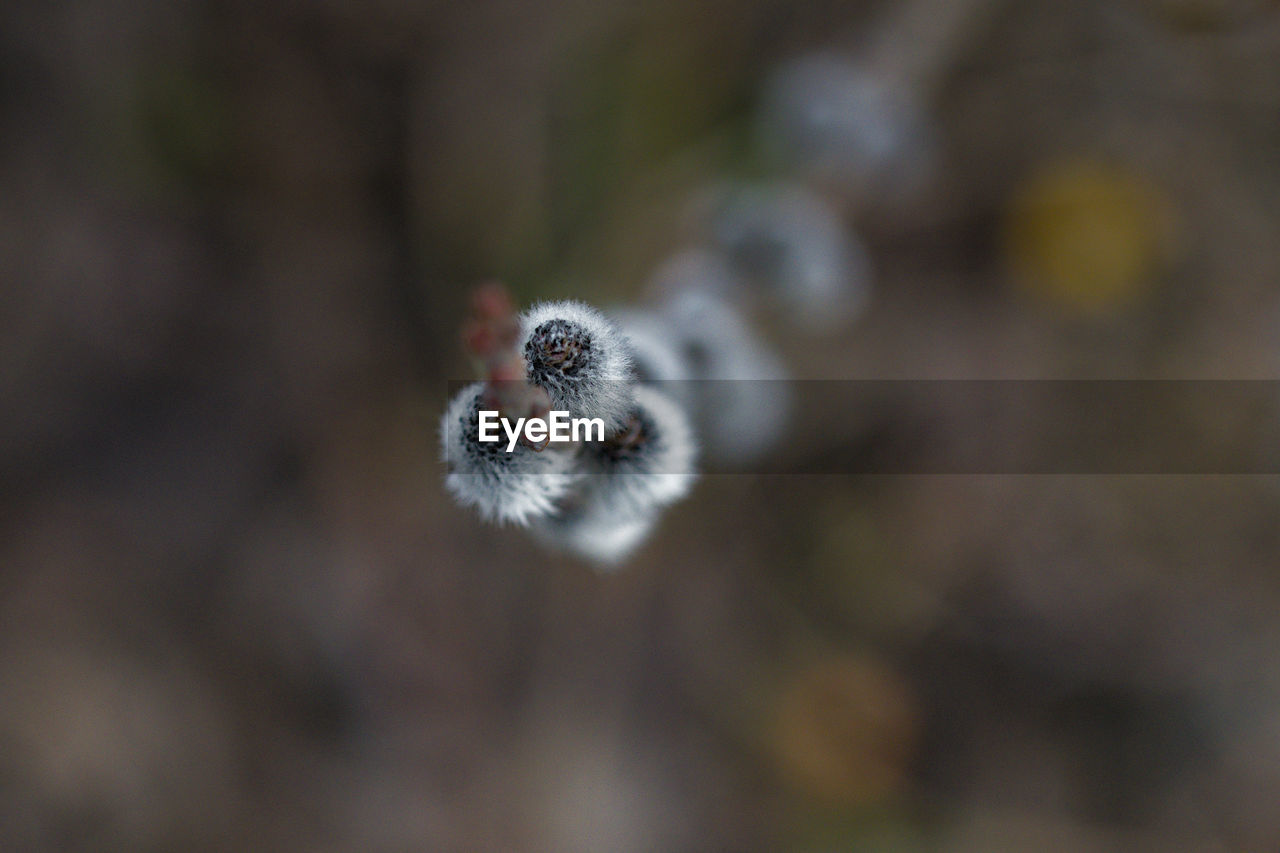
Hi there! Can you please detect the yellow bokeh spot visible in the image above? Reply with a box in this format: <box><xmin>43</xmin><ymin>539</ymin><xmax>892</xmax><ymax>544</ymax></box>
<box><xmin>775</xmin><ymin>655</ymin><xmax>919</xmax><ymax>806</ymax></box>
<box><xmin>1004</xmin><ymin>159</ymin><xmax>1172</xmax><ymax>316</ymax></box>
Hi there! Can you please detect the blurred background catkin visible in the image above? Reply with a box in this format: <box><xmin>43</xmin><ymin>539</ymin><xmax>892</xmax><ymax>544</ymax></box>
<box><xmin>5</xmin><ymin>0</ymin><xmax>1280</xmax><ymax>850</ymax></box>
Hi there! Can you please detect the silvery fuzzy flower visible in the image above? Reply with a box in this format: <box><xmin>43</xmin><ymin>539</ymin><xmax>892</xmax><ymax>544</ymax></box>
<box><xmin>440</xmin><ymin>382</ymin><xmax>581</xmax><ymax>526</ymax></box>
<box><xmin>711</xmin><ymin>182</ymin><xmax>872</xmax><ymax>333</ymax></box>
<box><xmin>531</xmin><ymin>384</ymin><xmax>697</xmax><ymax>566</ymax></box>
<box><xmin>609</xmin><ymin>308</ymin><xmax>692</xmax><ymax>385</ymax></box>
<box><xmin>532</xmin><ymin>505</ymin><xmax>658</xmax><ymax>567</ymax></box>
<box><xmin>655</xmin><ymin>283</ymin><xmax>792</xmax><ymax>465</ymax></box>
<box><xmin>609</xmin><ymin>307</ymin><xmax>698</xmax><ymax>418</ymax></box>
<box><xmin>575</xmin><ymin>383</ymin><xmax>699</xmax><ymax>519</ymax></box>
<box><xmin>521</xmin><ymin>300</ymin><xmax>635</xmax><ymax>432</ymax></box>
<box><xmin>756</xmin><ymin>52</ymin><xmax>936</xmax><ymax>201</ymax></box>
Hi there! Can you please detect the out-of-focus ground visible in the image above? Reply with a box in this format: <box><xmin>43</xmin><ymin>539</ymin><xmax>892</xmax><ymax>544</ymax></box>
<box><xmin>4</xmin><ymin>0</ymin><xmax>1280</xmax><ymax>850</ymax></box>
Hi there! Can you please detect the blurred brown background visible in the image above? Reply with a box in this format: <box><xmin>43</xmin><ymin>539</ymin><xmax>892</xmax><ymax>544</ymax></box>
<box><xmin>4</xmin><ymin>0</ymin><xmax>1280</xmax><ymax>850</ymax></box>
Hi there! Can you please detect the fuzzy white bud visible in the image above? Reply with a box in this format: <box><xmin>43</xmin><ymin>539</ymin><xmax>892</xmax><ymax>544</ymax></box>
<box><xmin>712</xmin><ymin>182</ymin><xmax>872</xmax><ymax>332</ymax></box>
<box><xmin>609</xmin><ymin>307</ymin><xmax>699</xmax><ymax>419</ymax></box>
<box><xmin>609</xmin><ymin>308</ymin><xmax>692</xmax><ymax>385</ymax></box>
<box><xmin>440</xmin><ymin>383</ymin><xmax>580</xmax><ymax>526</ymax></box>
<box><xmin>654</xmin><ymin>283</ymin><xmax>791</xmax><ymax>465</ymax></box>
<box><xmin>576</xmin><ymin>384</ymin><xmax>699</xmax><ymax>518</ymax></box>
<box><xmin>532</xmin><ymin>507</ymin><xmax>658</xmax><ymax>568</ymax></box>
<box><xmin>521</xmin><ymin>300</ymin><xmax>635</xmax><ymax>432</ymax></box>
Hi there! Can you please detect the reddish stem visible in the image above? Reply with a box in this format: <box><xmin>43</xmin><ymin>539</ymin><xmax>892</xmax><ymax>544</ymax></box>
<box><xmin>461</xmin><ymin>282</ymin><xmax>551</xmax><ymax>446</ymax></box>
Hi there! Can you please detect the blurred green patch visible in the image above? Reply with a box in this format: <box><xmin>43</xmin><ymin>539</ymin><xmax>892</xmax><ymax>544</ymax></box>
<box><xmin>546</xmin><ymin>1</ymin><xmax>764</xmax><ymax>259</ymax></box>
<box><xmin>103</xmin><ymin>62</ymin><xmax>232</xmax><ymax>199</ymax></box>
<box><xmin>789</xmin><ymin>807</ymin><xmax>927</xmax><ymax>853</ymax></box>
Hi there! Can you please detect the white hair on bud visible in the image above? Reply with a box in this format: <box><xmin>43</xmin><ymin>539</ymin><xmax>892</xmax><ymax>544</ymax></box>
<box><xmin>440</xmin><ymin>382</ymin><xmax>580</xmax><ymax>526</ymax></box>
<box><xmin>531</xmin><ymin>385</ymin><xmax>698</xmax><ymax>567</ymax></box>
<box><xmin>521</xmin><ymin>300</ymin><xmax>634</xmax><ymax>432</ymax></box>
<box><xmin>656</xmin><ymin>285</ymin><xmax>791</xmax><ymax>465</ymax></box>
<box><xmin>608</xmin><ymin>307</ymin><xmax>697</xmax><ymax>416</ymax></box>
<box><xmin>576</xmin><ymin>384</ymin><xmax>699</xmax><ymax>518</ymax></box>
<box><xmin>609</xmin><ymin>309</ymin><xmax>691</xmax><ymax>385</ymax></box>
<box><xmin>532</xmin><ymin>507</ymin><xmax>658</xmax><ymax>568</ymax></box>
<box><xmin>712</xmin><ymin>182</ymin><xmax>872</xmax><ymax>332</ymax></box>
